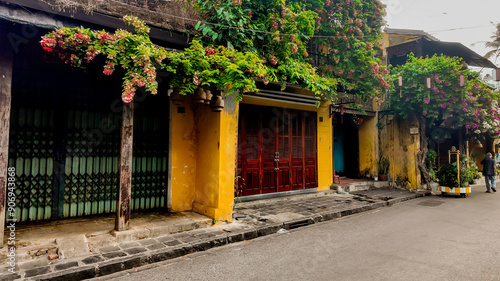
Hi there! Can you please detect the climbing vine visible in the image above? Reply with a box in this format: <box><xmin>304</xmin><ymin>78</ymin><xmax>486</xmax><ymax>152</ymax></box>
<box><xmin>41</xmin><ymin>16</ymin><xmax>268</xmax><ymax>102</ymax></box>
<box><xmin>193</xmin><ymin>0</ymin><xmax>387</xmax><ymax>102</ymax></box>
<box><xmin>388</xmin><ymin>54</ymin><xmax>500</xmax><ymax>186</ymax></box>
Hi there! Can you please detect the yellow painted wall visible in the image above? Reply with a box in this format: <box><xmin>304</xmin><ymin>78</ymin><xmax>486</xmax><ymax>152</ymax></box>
<box><xmin>192</xmin><ymin>104</ymin><xmax>220</xmax><ymax>218</ymax></box>
<box><xmin>216</xmin><ymin>98</ymin><xmax>239</xmax><ymax>220</ymax></box>
<box><xmin>171</xmin><ymin>89</ymin><xmax>333</xmax><ymax>221</ymax></box>
<box><xmin>192</xmin><ymin>96</ymin><xmax>238</xmax><ymax>222</ymax></box>
<box><xmin>169</xmin><ymin>96</ymin><xmax>197</xmax><ymax>211</ymax></box>
<box><xmin>358</xmin><ymin>116</ymin><xmax>377</xmax><ymax>177</ymax></box>
<box><xmin>241</xmin><ymin>96</ymin><xmax>333</xmax><ymax>191</ymax></box>
<box><xmin>380</xmin><ymin>32</ymin><xmax>423</xmax><ymax>64</ymax></box>
<box><xmin>316</xmin><ymin>101</ymin><xmax>334</xmax><ymax>191</ymax></box>
<box><xmin>379</xmin><ymin>115</ymin><xmax>421</xmax><ymax>189</ymax></box>
<box><xmin>170</xmin><ymin>94</ymin><xmax>237</xmax><ymax>222</ymax></box>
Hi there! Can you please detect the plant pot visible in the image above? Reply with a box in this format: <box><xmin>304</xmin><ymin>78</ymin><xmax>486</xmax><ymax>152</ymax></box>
<box><xmin>210</xmin><ymin>93</ymin><xmax>224</xmax><ymax>112</ymax></box>
<box><xmin>169</xmin><ymin>87</ymin><xmax>184</xmax><ymax>106</ymax></box>
<box><xmin>204</xmin><ymin>90</ymin><xmax>212</xmax><ymax>105</ymax></box>
<box><xmin>378</xmin><ymin>174</ymin><xmax>388</xmax><ymax>181</ymax></box>
<box><xmin>193</xmin><ymin>88</ymin><xmax>206</xmax><ymax>104</ymax></box>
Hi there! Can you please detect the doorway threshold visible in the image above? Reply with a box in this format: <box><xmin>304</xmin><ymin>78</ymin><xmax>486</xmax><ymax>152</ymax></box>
<box><xmin>236</xmin><ymin>188</ymin><xmax>318</xmax><ymax>203</ymax></box>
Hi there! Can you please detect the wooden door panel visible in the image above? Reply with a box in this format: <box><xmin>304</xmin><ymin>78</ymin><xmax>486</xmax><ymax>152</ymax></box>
<box><xmin>237</xmin><ymin>105</ymin><xmax>318</xmax><ymax>196</ymax></box>
<box><xmin>245</xmin><ymin>170</ymin><xmax>260</xmax><ymax>195</ymax></box>
<box><xmin>262</xmin><ymin>169</ymin><xmax>276</xmax><ymax>193</ymax></box>
<box><xmin>278</xmin><ymin>169</ymin><xmax>290</xmax><ymax>189</ymax></box>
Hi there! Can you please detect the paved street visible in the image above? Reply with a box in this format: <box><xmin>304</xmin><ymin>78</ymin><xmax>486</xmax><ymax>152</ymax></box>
<box><xmin>98</xmin><ymin>187</ymin><xmax>500</xmax><ymax>281</ymax></box>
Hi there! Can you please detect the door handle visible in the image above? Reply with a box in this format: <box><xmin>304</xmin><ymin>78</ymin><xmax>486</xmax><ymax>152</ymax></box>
<box><xmin>274</xmin><ymin>168</ymin><xmax>279</xmax><ymax>171</ymax></box>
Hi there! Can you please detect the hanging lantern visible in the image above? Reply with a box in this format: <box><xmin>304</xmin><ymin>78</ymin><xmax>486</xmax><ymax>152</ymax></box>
<box><xmin>170</xmin><ymin>87</ymin><xmax>184</xmax><ymax>106</ymax></box>
<box><xmin>193</xmin><ymin>88</ymin><xmax>206</xmax><ymax>104</ymax></box>
<box><xmin>426</xmin><ymin>77</ymin><xmax>431</xmax><ymax>89</ymax></box>
<box><xmin>398</xmin><ymin>76</ymin><xmax>403</xmax><ymax>86</ymax></box>
<box><xmin>204</xmin><ymin>90</ymin><xmax>213</xmax><ymax>105</ymax></box>
<box><xmin>459</xmin><ymin>74</ymin><xmax>465</xmax><ymax>87</ymax></box>
<box><xmin>210</xmin><ymin>92</ymin><xmax>225</xmax><ymax>112</ymax></box>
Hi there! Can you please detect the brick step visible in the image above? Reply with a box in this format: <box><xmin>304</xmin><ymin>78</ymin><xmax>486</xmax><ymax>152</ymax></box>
<box><xmin>332</xmin><ymin>181</ymin><xmax>390</xmax><ymax>193</ymax></box>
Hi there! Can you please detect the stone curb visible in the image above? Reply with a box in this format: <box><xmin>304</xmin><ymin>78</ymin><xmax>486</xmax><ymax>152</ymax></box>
<box><xmin>27</xmin><ymin>192</ymin><xmax>421</xmax><ymax>281</ymax></box>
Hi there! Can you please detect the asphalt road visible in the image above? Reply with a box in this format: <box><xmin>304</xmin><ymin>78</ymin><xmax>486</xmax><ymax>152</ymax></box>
<box><xmin>99</xmin><ymin>187</ymin><xmax>500</xmax><ymax>281</ymax></box>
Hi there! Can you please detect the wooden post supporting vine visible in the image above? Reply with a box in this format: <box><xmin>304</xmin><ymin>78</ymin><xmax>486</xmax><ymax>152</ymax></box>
<box><xmin>116</xmin><ymin>102</ymin><xmax>134</xmax><ymax>231</ymax></box>
<box><xmin>0</xmin><ymin>35</ymin><xmax>12</xmax><ymax>246</ymax></box>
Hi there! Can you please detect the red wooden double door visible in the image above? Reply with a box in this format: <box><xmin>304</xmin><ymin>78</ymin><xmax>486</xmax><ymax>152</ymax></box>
<box><xmin>237</xmin><ymin>105</ymin><xmax>318</xmax><ymax>196</ymax></box>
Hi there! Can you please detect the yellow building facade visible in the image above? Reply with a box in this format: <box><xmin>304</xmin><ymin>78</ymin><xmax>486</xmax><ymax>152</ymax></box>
<box><xmin>169</xmin><ymin>89</ymin><xmax>335</xmax><ymax>222</ymax></box>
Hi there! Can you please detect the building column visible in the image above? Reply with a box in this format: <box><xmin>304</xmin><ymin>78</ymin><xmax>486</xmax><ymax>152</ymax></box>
<box><xmin>0</xmin><ymin>37</ymin><xmax>13</xmax><ymax>246</ymax></box>
<box><xmin>116</xmin><ymin>102</ymin><xmax>134</xmax><ymax>231</ymax></box>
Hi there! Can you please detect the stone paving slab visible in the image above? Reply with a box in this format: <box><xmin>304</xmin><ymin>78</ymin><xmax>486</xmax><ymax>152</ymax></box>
<box><xmin>6</xmin><ymin>188</ymin><xmax>427</xmax><ymax>280</ymax></box>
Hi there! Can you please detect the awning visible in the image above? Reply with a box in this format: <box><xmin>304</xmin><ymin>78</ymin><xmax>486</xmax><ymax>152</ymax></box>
<box><xmin>387</xmin><ymin>38</ymin><xmax>498</xmax><ymax>69</ymax></box>
<box><xmin>421</xmin><ymin>39</ymin><xmax>497</xmax><ymax>69</ymax></box>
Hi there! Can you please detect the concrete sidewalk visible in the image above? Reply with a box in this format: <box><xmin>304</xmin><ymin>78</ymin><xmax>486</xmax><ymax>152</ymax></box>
<box><xmin>2</xmin><ymin>186</ymin><xmax>428</xmax><ymax>280</ymax></box>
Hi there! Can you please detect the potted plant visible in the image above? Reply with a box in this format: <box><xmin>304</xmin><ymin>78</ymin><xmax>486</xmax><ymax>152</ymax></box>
<box><xmin>437</xmin><ymin>162</ymin><xmax>472</xmax><ymax>197</ymax></box>
<box><xmin>437</xmin><ymin>163</ymin><xmax>459</xmax><ymax>188</ymax></box>
<box><xmin>468</xmin><ymin>160</ymin><xmax>481</xmax><ymax>184</ymax></box>
<box><xmin>377</xmin><ymin>156</ymin><xmax>390</xmax><ymax>181</ymax></box>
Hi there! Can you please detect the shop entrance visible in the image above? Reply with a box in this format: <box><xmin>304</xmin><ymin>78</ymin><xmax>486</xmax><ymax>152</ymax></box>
<box><xmin>237</xmin><ymin>105</ymin><xmax>317</xmax><ymax>196</ymax></box>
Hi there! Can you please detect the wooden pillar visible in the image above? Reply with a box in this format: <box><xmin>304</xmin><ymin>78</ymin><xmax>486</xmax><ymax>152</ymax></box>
<box><xmin>0</xmin><ymin>38</ymin><xmax>13</xmax><ymax>245</ymax></box>
<box><xmin>115</xmin><ymin>101</ymin><xmax>134</xmax><ymax>231</ymax></box>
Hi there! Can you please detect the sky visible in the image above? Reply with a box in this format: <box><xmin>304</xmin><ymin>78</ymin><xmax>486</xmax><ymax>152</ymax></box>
<box><xmin>380</xmin><ymin>0</ymin><xmax>500</xmax><ymax>69</ymax></box>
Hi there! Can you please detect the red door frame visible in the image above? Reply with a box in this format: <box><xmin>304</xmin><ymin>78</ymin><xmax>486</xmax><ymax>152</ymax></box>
<box><xmin>237</xmin><ymin>105</ymin><xmax>317</xmax><ymax>196</ymax></box>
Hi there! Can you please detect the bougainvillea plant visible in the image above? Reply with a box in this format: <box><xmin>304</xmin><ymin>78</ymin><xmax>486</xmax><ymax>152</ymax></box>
<box><xmin>388</xmin><ymin>53</ymin><xmax>500</xmax><ymax>187</ymax></box>
<box><xmin>41</xmin><ymin>16</ymin><xmax>166</xmax><ymax>103</ymax></box>
<box><xmin>194</xmin><ymin>0</ymin><xmax>344</xmax><ymax>101</ymax></box>
<box><xmin>40</xmin><ymin>16</ymin><xmax>269</xmax><ymax>102</ymax></box>
<box><xmin>313</xmin><ymin>0</ymin><xmax>388</xmax><ymax>98</ymax></box>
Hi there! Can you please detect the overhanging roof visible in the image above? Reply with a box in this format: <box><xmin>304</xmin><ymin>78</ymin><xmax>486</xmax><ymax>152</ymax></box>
<box><xmin>421</xmin><ymin>39</ymin><xmax>497</xmax><ymax>68</ymax></box>
<box><xmin>0</xmin><ymin>0</ymin><xmax>189</xmax><ymax>48</ymax></box>
<box><xmin>387</xmin><ymin>37</ymin><xmax>498</xmax><ymax>69</ymax></box>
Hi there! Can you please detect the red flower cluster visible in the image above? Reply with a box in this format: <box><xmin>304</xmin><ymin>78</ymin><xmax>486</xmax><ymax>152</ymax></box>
<box><xmin>204</xmin><ymin>47</ymin><xmax>219</xmax><ymax>56</ymax></box>
<box><xmin>103</xmin><ymin>62</ymin><xmax>115</xmax><ymax>76</ymax></box>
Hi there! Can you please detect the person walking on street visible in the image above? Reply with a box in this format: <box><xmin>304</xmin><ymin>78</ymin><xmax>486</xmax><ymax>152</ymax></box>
<box><xmin>481</xmin><ymin>152</ymin><xmax>497</xmax><ymax>193</ymax></box>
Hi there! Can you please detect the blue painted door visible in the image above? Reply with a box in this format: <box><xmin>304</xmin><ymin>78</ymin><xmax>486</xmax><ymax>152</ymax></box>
<box><xmin>334</xmin><ymin>126</ymin><xmax>345</xmax><ymax>174</ymax></box>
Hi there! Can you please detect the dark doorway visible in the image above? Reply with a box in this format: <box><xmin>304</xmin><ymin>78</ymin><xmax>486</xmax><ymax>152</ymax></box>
<box><xmin>334</xmin><ymin>114</ymin><xmax>360</xmax><ymax>178</ymax></box>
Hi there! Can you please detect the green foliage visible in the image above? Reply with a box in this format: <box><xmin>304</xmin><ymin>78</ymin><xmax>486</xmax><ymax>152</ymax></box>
<box><xmin>193</xmin><ymin>0</ymin><xmax>387</xmax><ymax>102</ymax></box>
<box><xmin>377</xmin><ymin>156</ymin><xmax>390</xmax><ymax>175</ymax></box>
<box><xmin>388</xmin><ymin>54</ymin><xmax>500</xmax><ymax>135</ymax></box>
<box><xmin>437</xmin><ymin>163</ymin><xmax>459</xmax><ymax>187</ymax></box>
<box><xmin>483</xmin><ymin>23</ymin><xmax>500</xmax><ymax>63</ymax></box>
<box><xmin>437</xmin><ymin>162</ymin><xmax>472</xmax><ymax>187</ymax></box>
<box><xmin>425</xmin><ymin>149</ymin><xmax>438</xmax><ymax>182</ymax></box>
<box><xmin>426</xmin><ymin>149</ymin><xmax>438</xmax><ymax>170</ymax></box>
<box><xmin>427</xmin><ymin>168</ymin><xmax>437</xmax><ymax>183</ymax></box>
<box><xmin>41</xmin><ymin>16</ymin><xmax>269</xmax><ymax>102</ymax></box>
<box><xmin>314</xmin><ymin>0</ymin><xmax>388</xmax><ymax>98</ymax></box>
<box><xmin>165</xmin><ymin>40</ymin><xmax>268</xmax><ymax>98</ymax></box>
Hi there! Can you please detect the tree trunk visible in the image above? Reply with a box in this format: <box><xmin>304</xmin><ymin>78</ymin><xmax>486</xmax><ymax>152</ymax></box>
<box><xmin>417</xmin><ymin>116</ymin><xmax>431</xmax><ymax>190</ymax></box>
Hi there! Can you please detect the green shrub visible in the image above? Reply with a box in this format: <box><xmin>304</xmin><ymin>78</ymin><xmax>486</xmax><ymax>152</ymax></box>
<box><xmin>377</xmin><ymin>156</ymin><xmax>390</xmax><ymax>175</ymax></box>
<box><xmin>437</xmin><ymin>162</ymin><xmax>472</xmax><ymax>187</ymax></box>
